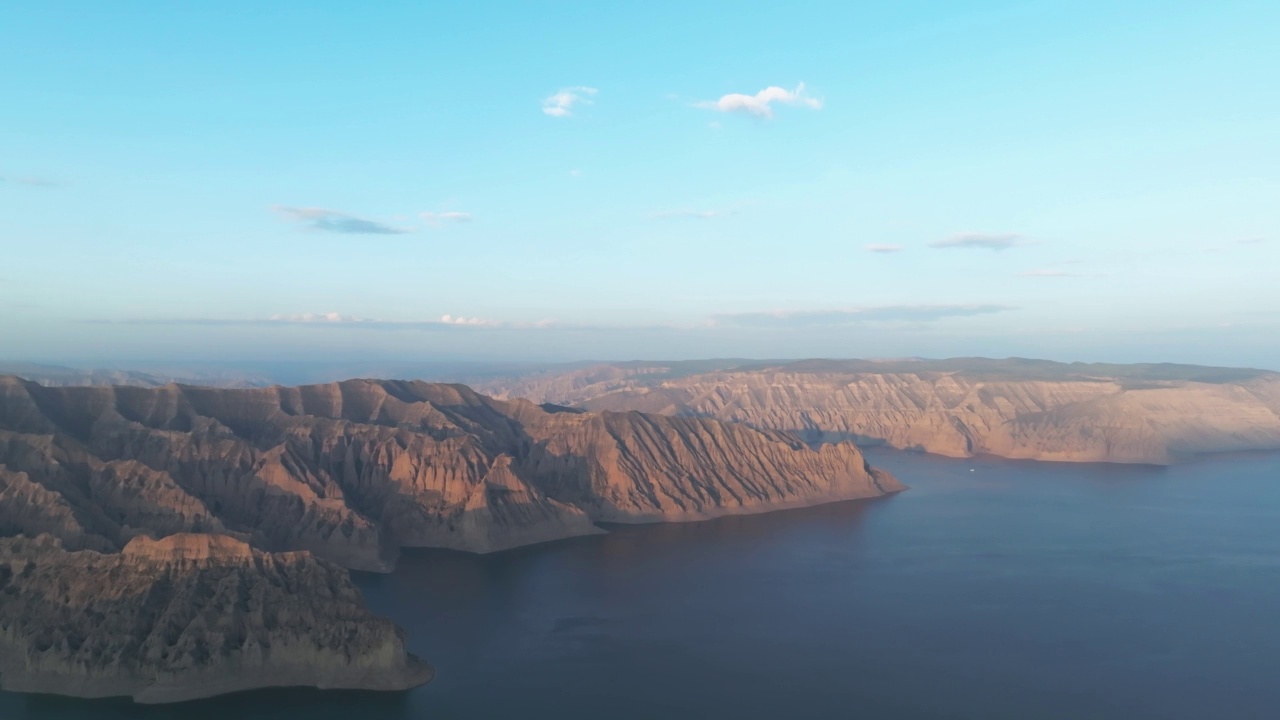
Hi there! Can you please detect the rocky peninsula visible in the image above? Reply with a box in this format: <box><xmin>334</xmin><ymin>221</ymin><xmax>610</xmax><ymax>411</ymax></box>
<box><xmin>0</xmin><ymin>375</ymin><xmax>898</xmax><ymax>701</ymax></box>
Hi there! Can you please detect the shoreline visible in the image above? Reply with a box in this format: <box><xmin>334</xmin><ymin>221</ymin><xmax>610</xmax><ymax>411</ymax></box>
<box><xmin>0</xmin><ymin>654</ymin><xmax>435</xmax><ymax>706</ymax></box>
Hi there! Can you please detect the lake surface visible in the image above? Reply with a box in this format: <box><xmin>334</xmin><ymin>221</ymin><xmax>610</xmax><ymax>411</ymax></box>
<box><xmin>5</xmin><ymin>449</ymin><xmax>1280</xmax><ymax>719</ymax></box>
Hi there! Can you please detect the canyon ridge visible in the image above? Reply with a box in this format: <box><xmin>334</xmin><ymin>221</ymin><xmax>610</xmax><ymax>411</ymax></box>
<box><xmin>0</xmin><ymin>375</ymin><xmax>898</xmax><ymax>702</ymax></box>
<box><xmin>466</xmin><ymin>358</ymin><xmax>1280</xmax><ymax>465</ymax></box>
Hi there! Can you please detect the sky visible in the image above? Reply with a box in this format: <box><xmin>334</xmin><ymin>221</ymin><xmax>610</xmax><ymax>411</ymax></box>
<box><xmin>2</xmin><ymin>0</ymin><xmax>1278</xmax><ymax>368</ymax></box>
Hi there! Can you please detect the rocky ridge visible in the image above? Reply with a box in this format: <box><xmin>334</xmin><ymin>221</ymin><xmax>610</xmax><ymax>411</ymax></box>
<box><xmin>472</xmin><ymin>358</ymin><xmax>1280</xmax><ymax>465</ymax></box>
<box><xmin>0</xmin><ymin>375</ymin><xmax>899</xmax><ymax>569</ymax></box>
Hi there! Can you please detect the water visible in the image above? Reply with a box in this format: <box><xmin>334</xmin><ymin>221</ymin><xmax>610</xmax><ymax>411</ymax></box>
<box><xmin>4</xmin><ymin>449</ymin><xmax>1280</xmax><ymax>719</ymax></box>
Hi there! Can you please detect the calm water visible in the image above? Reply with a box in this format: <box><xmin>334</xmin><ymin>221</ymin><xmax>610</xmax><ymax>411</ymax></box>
<box><xmin>5</xmin><ymin>449</ymin><xmax>1280</xmax><ymax>720</ymax></box>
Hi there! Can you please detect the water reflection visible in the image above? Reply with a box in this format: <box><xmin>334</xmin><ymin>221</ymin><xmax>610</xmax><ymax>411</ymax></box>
<box><xmin>3</xmin><ymin>685</ymin><xmax>414</xmax><ymax>720</ymax></box>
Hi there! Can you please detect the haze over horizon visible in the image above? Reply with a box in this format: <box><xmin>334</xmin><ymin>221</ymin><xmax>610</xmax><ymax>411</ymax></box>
<box><xmin>3</xmin><ymin>1</ymin><xmax>1278</xmax><ymax>368</ymax></box>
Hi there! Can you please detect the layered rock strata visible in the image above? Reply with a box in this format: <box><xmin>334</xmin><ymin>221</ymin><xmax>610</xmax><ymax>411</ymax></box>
<box><xmin>0</xmin><ymin>533</ymin><xmax>432</xmax><ymax>703</ymax></box>
<box><xmin>0</xmin><ymin>375</ymin><xmax>899</xmax><ymax>567</ymax></box>
<box><xmin>472</xmin><ymin>358</ymin><xmax>1280</xmax><ymax>465</ymax></box>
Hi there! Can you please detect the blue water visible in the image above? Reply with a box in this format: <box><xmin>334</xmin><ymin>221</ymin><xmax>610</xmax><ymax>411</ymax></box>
<box><xmin>4</xmin><ymin>449</ymin><xmax>1279</xmax><ymax>719</ymax></box>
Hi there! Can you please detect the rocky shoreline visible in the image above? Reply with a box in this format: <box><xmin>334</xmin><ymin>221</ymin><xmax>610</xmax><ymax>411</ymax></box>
<box><xmin>0</xmin><ymin>534</ymin><xmax>433</xmax><ymax>703</ymax></box>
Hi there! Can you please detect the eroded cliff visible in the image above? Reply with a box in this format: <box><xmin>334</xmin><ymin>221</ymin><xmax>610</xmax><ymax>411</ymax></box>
<box><xmin>0</xmin><ymin>533</ymin><xmax>432</xmax><ymax>703</ymax></box>
<box><xmin>0</xmin><ymin>375</ymin><xmax>898</xmax><ymax>566</ymax></box>
<box><xmin>472</xmin><ymin>359</ymin><xmax>1280</xmax><ymax>465</ymax></box>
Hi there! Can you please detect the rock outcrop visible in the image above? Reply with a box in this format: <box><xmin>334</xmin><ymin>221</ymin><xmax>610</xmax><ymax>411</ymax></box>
<box><xmin>471</xmin><ymin>358</ymin><xmax>1280</xmax><ymax>465</ymax></box>
<box><xmin>0</xmin><ymin>533</ymin><xmax>432</xmax><ymax>703</ymax></box>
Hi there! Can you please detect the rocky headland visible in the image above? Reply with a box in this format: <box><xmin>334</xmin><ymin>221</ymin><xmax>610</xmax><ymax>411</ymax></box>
<box><xmin>0</xmin><ymin>375</ymin><xmax>898</xmax><ymax>701</ymax></box>
<box><xmin>0</xmin><ymin>533</ymin><xmax>432</xmax><ymax>703</ymax></box>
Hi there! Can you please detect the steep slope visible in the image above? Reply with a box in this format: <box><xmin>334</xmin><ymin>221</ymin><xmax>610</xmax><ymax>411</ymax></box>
<box><xmin>0</xmin><ymin>533</ymin><xmax>432</xmax><ymax>703</ymax></box>
<box><xmin>473</xmin><ymin>359</ymin><xmax>1280</xmax><ymax>465</ymax></box>
<box><xmin>0</xmin><ymin>375</ymin><xmax>899</xmax><ymax>567</ymax></box>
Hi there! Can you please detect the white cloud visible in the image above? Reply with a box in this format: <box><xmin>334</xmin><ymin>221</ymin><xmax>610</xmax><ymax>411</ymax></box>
<box><xmin>420</xmin><ymin>211</ymin><xmax>473</xmax><ymax>226</ymax></box>
<box><xmin>439</xmin><ymin>314</ymin><xmax>499</xmax><ymax>326</ymax></box>
<box><xmin>697</xmin><ymin>83</ymin><xmax>822</xmax><ymax>118</ymax></box>
<box><xmin>930</xmin><ymin>232</ymin><xmax>1026</xmax><ymax>250</ymax></box>
<box><xmin>542</xmin><ymin>86</ymin><xmax>598</xmax><ymax>117</ymax></box>
<box><xmin>268</xmin><ymin>312</ymin><xmax>367</xmax><ymax>323</ymax></box>
<box><xmin>865</xmin><ymin>244</ymin><xmax>903</xmax><ymax>253</ymax></box>
<box><xmin>106</xmin><ymin>313</ymin><xmax>521</xmax><ymax>330</ymax></box>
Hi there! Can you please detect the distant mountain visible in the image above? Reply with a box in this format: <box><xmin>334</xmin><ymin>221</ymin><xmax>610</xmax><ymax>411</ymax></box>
<box><xmin>470</xmin><ymin>358</ymin><xmax>1280</xmax><ymax>465</ymax></box>
<box><xmin>0</xmin><ymin>360</ymin><xmax>583</xmax><ymax>389</ymax></box>
<box><xmin>0</xmin><ymin>362</ymin><xmax>273</xmax><ymax>388</ymax></box>
<box><xmin>16</xmin><ymin>356</ymin><xmax>1279</xmax><ymax>464</ymax></box>
<box><xmin>0</xmin><ymin>375</ymin><xmax>896</xmax><ymax>701</ymax></box>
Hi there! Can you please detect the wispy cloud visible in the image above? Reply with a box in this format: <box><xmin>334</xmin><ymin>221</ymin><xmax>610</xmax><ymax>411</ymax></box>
<box><xmin>712</xmin><ymin>304</ymin><xmax>1015</xmax><ymax>328</ymax></box>
<box><xmin>268</xmin><ymin>312</ymin><xmax>366</xmax><ymax>323</ymax></box>
<box><xmin>439</xmin><ymin>314</ymin><xmax>499</xmax><ymax>326</ymax></box>
<box><xmin>97</xmin><ymin>312</ymin><xmax>523</xmax><ymax>330</ymax></box>
<box><xmin>543</xmin><ymin>86</ymin><xmax>597</xmax><ymax>117</ymax></box>
<box><xmin>649</xmin><ymin>208</ymin><xmax>723</xmax><ymax>220</ymax></box>
<box><xmin>420</xmin><ymin>211</ymin><xmax>473</xmax><ymax>226</ymax></box>
<box><xmin>90</xmin><ymin>304</ymin><xmax>1017</xmax><ymax>334</ymax></box>
<box><xmin>865</xmin><ymin>244</ymin><xmax>903</xmax><ymax>253</ymax></box>
<box><xmin>1</xmin><ymin>175</ymin><xmax>62</xmax><ymax>187</ymax></box>
<box><xmin>930</xmin><ymin>232</ymin><xmax>1026</xmax><ymax>251</ymax></box>
<box><xmin>273</xmin><ymin>206</ymin><xmax>410</xmax><ymax>235</ymax></box>
<box><xmin>1206</xmin><ymin>236</ymin><xmax>1267</xmax><ymax>253</ymax></box>
<box><xmin>1018</xmin><ymin>269</ymin><xmax>1078</xmax><ymax>277</ymax></box>
<box><xmin>697</xmin><ymin>83</ymin><xmax>822</xmax><ymax>118</ymax></box>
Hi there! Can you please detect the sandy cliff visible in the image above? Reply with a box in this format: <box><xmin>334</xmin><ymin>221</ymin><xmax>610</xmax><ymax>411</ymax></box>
<box><xmin>473</xmin><ymin>359</ymin><xmax>1280</xmax><ymax>465</ymax></box>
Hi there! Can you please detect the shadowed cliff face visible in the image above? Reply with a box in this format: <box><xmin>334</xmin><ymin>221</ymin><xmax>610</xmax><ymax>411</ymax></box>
<box><xmin>0</xmin><ymin>376</ymin><xmax>899</xmax><ymax>570</ymax></box>
<box><xmin>0</xmin><ymin>533</ymin><xmax>432</xmax><ymax>703</ymax></box>
<box><xmin>471</xmin><ymin>360</ymin><xmax>1280</xmax><ymax>465</ymax></box>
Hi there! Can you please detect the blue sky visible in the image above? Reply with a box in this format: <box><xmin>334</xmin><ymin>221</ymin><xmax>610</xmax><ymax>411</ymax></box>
<box><xmin>3</xmin><ymin>0</ymin><xmax>1278</xmax><ymax>367</ymax></box>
